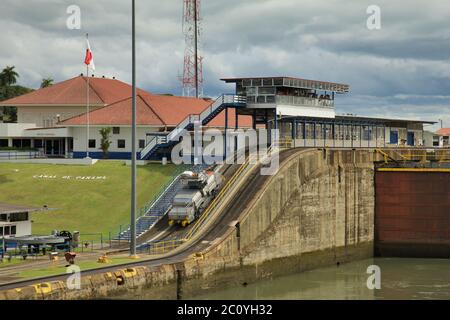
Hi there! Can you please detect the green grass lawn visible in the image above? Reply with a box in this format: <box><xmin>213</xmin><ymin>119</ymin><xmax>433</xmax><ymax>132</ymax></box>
<box><xmin>0</xmin><ymin>161</ymin><xmax>177</xmax><ymax>238</ymax></box>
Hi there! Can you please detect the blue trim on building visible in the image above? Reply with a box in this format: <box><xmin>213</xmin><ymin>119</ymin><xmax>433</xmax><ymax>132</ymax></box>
<box><xmin>73</xmin><ymin>151</ymin><xmax>142</xmax><ymax>160</ymax></box>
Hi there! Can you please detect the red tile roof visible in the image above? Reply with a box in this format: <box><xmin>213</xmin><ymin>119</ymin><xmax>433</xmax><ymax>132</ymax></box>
<box><xmin>436</xmin><ymin>128</ymin><xmax>450</xmax><ymax>136</ymax></box>
<box><xmin>61</xmin><ymin>92</ymin><xmax>253</xmax><ymax>128</ymax></box>
<box><xmin>0</xmin><ymin>76</ymin><xmax>139</xmax><ymax>106</ymax></box>
<box><xmin>0</xmin><ymin>74</ymin><xmax>253</xmax><ymax>128</ymax></box>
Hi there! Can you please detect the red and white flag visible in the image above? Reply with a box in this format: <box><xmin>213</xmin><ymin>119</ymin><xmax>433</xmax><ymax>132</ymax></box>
<box><xmin>84</xmin><ymin>38</ymin><xmax>95</xmax><ymax>71</ymax></box>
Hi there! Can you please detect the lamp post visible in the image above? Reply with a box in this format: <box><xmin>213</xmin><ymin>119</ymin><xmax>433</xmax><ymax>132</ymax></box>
<box><xmin>130</xmin><ymin>0</ymin><xmax>137</xmax><ymax>258</ymax></box>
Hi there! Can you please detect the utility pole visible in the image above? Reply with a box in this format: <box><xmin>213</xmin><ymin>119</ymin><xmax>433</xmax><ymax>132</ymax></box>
<box><xmin>130</xmin><ymin>0</ymin><xmax>137</xmax><ymax>258</ymax></box>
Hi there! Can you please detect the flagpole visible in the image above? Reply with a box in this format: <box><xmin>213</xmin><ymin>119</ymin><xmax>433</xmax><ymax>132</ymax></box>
<box><xmin>86</xmin><ymin>33</ymin><xmax>90</xmax><ymax>159</ymax></box>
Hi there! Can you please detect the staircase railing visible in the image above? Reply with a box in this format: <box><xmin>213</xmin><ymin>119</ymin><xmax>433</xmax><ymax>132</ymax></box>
<box><xmin>114</xmin><ymin>165</ymin><xmax>188</xmax><ymax>240</ymax></box>
<box><xmin>140</xmin><ymin>135</ymin><xmax>168</xmax><ymax>159</ymax></box>
<box><xmin>140</xmin><ymin>94</ymin><xmax>246</xmax><ymax>160</ymax></box>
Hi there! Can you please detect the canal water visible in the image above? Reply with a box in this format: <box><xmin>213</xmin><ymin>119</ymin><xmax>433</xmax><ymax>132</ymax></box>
<box><xmin>191</xmin><ymin>258</ymin><xmax>450</xmax><ymax>300</ymax></box>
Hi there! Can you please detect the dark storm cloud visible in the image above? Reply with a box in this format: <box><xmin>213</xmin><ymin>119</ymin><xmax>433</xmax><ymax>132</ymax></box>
<box><xmin>1</xmin><ymin>0</ymin><xmax>450</xmax><ymax>130</ymax></box>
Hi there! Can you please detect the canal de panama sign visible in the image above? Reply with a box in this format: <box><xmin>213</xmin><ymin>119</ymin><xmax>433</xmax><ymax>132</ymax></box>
<box><xmin>33</xmin><ymin>175</ymin><xmax>107</xmax><ymax>181</ymax></box>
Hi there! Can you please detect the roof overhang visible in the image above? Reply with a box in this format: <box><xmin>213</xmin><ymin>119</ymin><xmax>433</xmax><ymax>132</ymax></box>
<box><xmin>277</xmin><ymin>114</ymin><xmax>436</xmax><ymax>125</ymax></box>
<box><xmin>221</xmin><ymin>76</ymin><xmax>350</xmax><ymax>93</ymax></box>
<box><xmin>0</xmin><ymin>203</ymin><xmax>41</xmax><ymax>214</ymax></box>
<box><xmin>0</xmin><ymin>104</ymin><xmax>106</xmax><ymax>107</ymax></box>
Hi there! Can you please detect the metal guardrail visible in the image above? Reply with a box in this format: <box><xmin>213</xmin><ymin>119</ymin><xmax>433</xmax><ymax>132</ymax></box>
<box><xmin>0</xmin><ymin>151</ymin><xmax>44</xmax><ymax>160</ymax></box>
<box><xmin>136</xmin><ymin>147</ymin><xmax>276</xmax><ymax>255</ymax></box>
<box><xmin>139</xmin><ymin>239</ymin><xmax>185</xmax><ymax>255</ymax></box>
<box><xmin>375</xmin><ymin>148</ymin><xmax>450</xmax><ymax>164</ymax></box>
<box><xmin>140</xmin><ymin>94</ymin><xmax>246</xmax><ymax>160</ymax></box>
<box><xmin>276</xmin><ymin>95</ymin><xmax>334</xmax><ymax>108</ymax></box>
<box><xmin>183</xmin><ymin>152</ymin><xmax>259</xmax><ymax>241</ymax></box>
<box><xmin>114</xmin><ymin>165</ymin><xmax>189</xmax><ymax>240</ymax></box>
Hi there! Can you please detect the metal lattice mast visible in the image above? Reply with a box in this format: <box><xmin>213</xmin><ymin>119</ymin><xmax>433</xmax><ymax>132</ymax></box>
<box><xmin>181</xmin><ymin>0</ymin><xmax>203</xmax><ymax>98</ymax></box>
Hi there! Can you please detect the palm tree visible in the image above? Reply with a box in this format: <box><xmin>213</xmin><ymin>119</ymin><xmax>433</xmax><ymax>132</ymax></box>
<box><xmin>40</xmin><ymin>77</ymin><xmax>54</xmax><ymax>88</ymax></box>
<box><xmin>0</xmin><ymin>66</ymin><xmax>19</xmax><ymax>86</ymax></box>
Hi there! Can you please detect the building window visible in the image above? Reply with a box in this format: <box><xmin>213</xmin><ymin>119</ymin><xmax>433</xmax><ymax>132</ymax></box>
<box><xmin>390</xmin><ymin>131</ymin><xmax>399</xmax><ymax>144</ymax></box>
<box><xmin>139</xmin><ymin>140</ymin><xmax>145</xmax><ymax>149</ymax></box>
<box><xmin>0</xmin><ymin>214</ymin><xmax>7</xmax><ymax>222</ymax></box>
<box><xmin>0</xmin><ymin>227</ymin><xmax>2</xmax><ymax>236</ymax></box>
<box><xmin>9</xmin><ymin>212</ymin><xmax>28</xmax><ymax>222</ymax></box>
<box><xmin>257</xmin><ymin>96</ymin><xmax>266</xmax><ymax>103</ymax></box>
<box><xmin>12</xmin><ymin>139</ymin><xmax>22</xmax><ymax>148</ymax></box>
<box><xmin>88</xmin><ymin>139</ymin><xmax>96</xmax><ymax>148</ymax></box>
<box><xmin>34</xmin><ymin>139</ymin><xmax>44</xmax><ymax>148</ymax></box>
<box><xmin>11</xmin><ymin>225</ymin><xmax>16</xmax><ymax>235</ymax></box>
<box><xmin>247</xmin><ymin>87</ymin><xmax>257</xmax><ymax>96</ymax></box>
<box><xmin>4</xmin><ymin>226</ymin><xmax>10</xmax><ymax>236</ymax></box>
<box><xmin>22</xmin><ymin>139</ymin><xmax>31</xmax><ymax>148</ymax></box>
<box><xmin>113</xmin><ymin>127</ymin><xmax>120</xmax><ymax>134</ymax></box>
<box><xmin>118</xmin><ymin>140</ymin><xmax>126</xmax><ymax>149</ymax></box>
<box><xmin>0</xmin><ymin>139</ymin><xmax>8</xmax><ymax>148</ymax></box>
<box><xmin>258</xmin><ymin>87</ymin><xmax>276</xmax><ymax>95</ymax></box>
<box><xmin>433</xmin><ymin>136</ymin><xmax>439</xmax><ymax>147</ymax></box>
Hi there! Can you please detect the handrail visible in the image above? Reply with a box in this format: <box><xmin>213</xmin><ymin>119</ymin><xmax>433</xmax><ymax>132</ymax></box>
<box><xmin>141</xmin><ymin>239</ymin><xmax>185</xmax><ymax>255</ymax></box>
<box><xmin>375</xmin><ymin>148</ymin><xmax>450</xmax><ymax>164</ymax></box>
<box><xmin>184</xmin><ymin>152</ymin><xmax>258</xmax><ymax>241</ymax></box>
<box><xmin>116</xmin><ymin>165</ymin><xmax>188</xmax><ymax>239</ymax></box>
<box><xmin>140</xmin><ymin>94</ymin><xmax>246</xmax><ymax>160</ymax></box>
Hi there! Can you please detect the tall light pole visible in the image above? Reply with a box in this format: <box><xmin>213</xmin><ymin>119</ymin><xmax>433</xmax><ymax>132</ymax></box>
<box><xmin>130</xmin><ymin>0</ymin><xmax>137</xmax><ymax>258</ymax></box>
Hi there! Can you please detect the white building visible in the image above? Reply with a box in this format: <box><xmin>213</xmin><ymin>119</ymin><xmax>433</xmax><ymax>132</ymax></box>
<box><xmin>0</xmin><ymin>75</ymin><xmax>438</xmax><ymax>162</ymax></box>
<box><xmin>0</xmin><ymin>75</ymin><xmax>251</xmax><ymax>160</ymax></box>
<box><xmin>0</xmin><ymin>203</ymin><xmax>40</xmax><ymax>238</ymax></box>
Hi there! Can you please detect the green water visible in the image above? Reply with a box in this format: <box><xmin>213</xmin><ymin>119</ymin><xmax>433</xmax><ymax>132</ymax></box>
<box><xmin>192</xmin><ymin>258</ymin><xmax>450</xmax><ymax>300</ymax></box>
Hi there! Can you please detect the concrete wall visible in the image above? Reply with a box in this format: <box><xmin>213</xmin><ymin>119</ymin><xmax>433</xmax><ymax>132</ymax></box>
<box><xmin>179</xmin><ymin>149</ymin><xmax>374</xmax><ymax>297</ymax></box>
<box><xmin>1</xmin><ymin>149</ymin><xmax>375</xmax><ymax>300</ymax></box>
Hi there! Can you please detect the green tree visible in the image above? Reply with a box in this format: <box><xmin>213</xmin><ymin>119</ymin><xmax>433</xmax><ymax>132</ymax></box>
<box><xmin>0</xmin><ymin>66</ymin><xmax>19</xmax><ymax>86</ymax></box>
<box><xmin>40</xmin><ymin>77</ymin><xmax>54</xmax><ymax>88</ymax></box>
<box><xmin>0</xmin><ymin>66</ymin><xmax>34</xmax><ymax>123</ymax></box>
<box><xmin>99</xmin><ymin>127</ymin><xmax>112</xmax><ymax>159</ymax></box>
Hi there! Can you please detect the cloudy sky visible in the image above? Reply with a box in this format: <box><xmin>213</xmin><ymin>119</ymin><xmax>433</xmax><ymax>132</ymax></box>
<box><xmin>1</xmin><ymin>0</ymin><xmax>449</xmax><ymax>130</ymax></box>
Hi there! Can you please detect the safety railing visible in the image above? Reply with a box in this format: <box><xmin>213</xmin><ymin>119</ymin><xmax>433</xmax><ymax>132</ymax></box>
<box><xmin>140</xmin><ymin>94</ymin><xmax>246</xmax><ymax>160</ymax></box>
<box><xmin>375</xmin><ymin>148</ymin><xmax>450</xmax><ymax>164</ymax></box>
<box><xmin>137</xmin><ymin>164</ymin><xmax>189</xmax><ymax>218</ymax></box>
<box><xmin>0</xmin><ymin>150</ymin><xmax>44</xmax><ymax>160</ymax></box>
<box><xmin>140</xmin><ymin>135</ymin><xmax>168</xmax><ymax>159</ymax></box>
<box><xmin>199</xmin><ymin>94</ymin><xmax>246</xmax><ymax>123</ymax></box>
<box><xmin>276</xmin><ymin>95</ymin><xmax>334</xmax><ymax>108</ymax></box>
<box><xmin>139</xmin><ymin>239</ymin><xmax>185</xmax><ymax>255</ymax></box>
<box><xmin>167</xmin><ymin>114</ymin><xmax>200</xmax><ymax>142</ymax></box>
<box><xmin>114</xmin><ymin>165</ymin><xmax>189</xmax><ymax>240</ymax></box>
<box><xmin>183</xmin><ymin>152</ymin><xmax>259</xmax><ymax>241</ymax></box>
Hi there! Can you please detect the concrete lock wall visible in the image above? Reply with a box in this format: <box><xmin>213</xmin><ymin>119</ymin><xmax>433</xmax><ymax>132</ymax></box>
<box><xmin>1</xmin><ymin>149</ymin><xmax>375</xmax><ymax>300</ymax></box>
<box><xmin>180</xmin><ymin>149</ymin><xmax>375</xmax><ymax>297</ymax></box>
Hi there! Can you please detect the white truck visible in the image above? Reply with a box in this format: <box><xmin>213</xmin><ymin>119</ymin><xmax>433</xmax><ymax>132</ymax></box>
<box><xmin>168</xmin><ymin>170</ymin><xmax>223</xmax><ymax>227</ymax></box>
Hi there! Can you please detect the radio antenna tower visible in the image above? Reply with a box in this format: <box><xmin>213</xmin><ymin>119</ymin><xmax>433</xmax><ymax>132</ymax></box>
<box><xmin>181</xmin><ymin>0</ymin><xmax>203</xmax><ymax>98</ymax></box>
